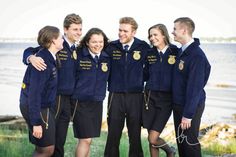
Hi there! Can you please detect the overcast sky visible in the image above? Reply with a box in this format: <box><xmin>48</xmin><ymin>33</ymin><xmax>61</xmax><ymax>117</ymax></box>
<box><xmin>0</xmin><ymin>0</ymin><xmax>235</xmax><ymax>40</ymax></box>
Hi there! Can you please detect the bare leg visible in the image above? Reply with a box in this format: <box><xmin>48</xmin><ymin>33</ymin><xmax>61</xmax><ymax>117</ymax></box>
<box><xmin>86</xmin><ymin>149</ymin><xmax>90</xmax><ymax>157</ymax></box>
<box><xmin>148</xmin><ymin>130</ymin><xmax>160</xmax><ymax>157</ymax></box>
<box><xmin>75</xmin><ymin>138</ymin><xmax>92</xmax><ymax>157</ymax></box>
<box><xmin>149</xmin><ymin>142</ymin><xmax>159</xmax><ymax>157</ymax></box>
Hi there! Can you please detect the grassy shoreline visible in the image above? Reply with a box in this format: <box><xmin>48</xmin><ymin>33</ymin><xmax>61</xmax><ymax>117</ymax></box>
<box><xmin>0</xmin><ymin>123</ymin><xmax>235</xmax><ymax>157</ymax></box>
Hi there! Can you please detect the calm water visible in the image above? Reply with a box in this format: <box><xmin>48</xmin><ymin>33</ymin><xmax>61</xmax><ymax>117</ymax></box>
<box><xmin>0</xmin><ymin>42</ymin><xmax>235</xmax><ymax>124</ymax></box>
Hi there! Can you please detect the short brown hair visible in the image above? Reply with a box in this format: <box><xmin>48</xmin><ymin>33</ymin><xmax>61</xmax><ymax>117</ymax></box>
<box><xmin>174</xmin><ymin>17</ymin><xmax>195</xmax><ymax>35</ymax></box>
<box><xmin>37</xmin><ymin>26</ymin><xmax>60</xmax><ymax>49</ymax></box>
<box><xmin>119</xmin><ymin>17</ymin><xmax>138</xmax><ymax>31</ymax></box>
<box><xmin>63</xmin><ymin>13</ymin><xmax>82</xmax><ymax>29</ymax></box>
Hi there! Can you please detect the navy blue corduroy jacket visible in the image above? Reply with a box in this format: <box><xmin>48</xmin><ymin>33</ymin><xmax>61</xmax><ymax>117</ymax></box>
<box><xmin>72</xmin><ymin>47</ymin><xmax>110</xmax><ymax>101</ymax></box>
<box><xmin>22</xmin><ymin>38</ymin><xmax>77</xmax><ymax>95</ymax></box>
<box><xmin>172</xmin><ymin>38</ymin><xmax>211</xmax><ymax>118</ymax></box>
<box><xmin>144</xmin><ymin>44</ymin><xmax>179</xmax><ymax>92</ymax></box>
<box><xmin>106</xmin><ymin>37</ymin><xmax>149</xmax><ymax>92</ymax></box>
<box><xmin>20</xmin><ymin>48</ymin><xmax>57</xmax><ymax>125</ymax></box>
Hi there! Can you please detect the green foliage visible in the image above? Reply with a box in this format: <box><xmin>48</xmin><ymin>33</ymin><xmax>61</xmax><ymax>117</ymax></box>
<box><xmin>203</xmin><ymin>139</ymin><xmax>236</xmax><ymax>156</ymax></box>
<box><xmin>0</xmin><ymin>125</ymin><xmax>33</xmax><ymax>157</ymax></box>
<box><xmin>0</xmin><ymin>125</ymin><xmax>235</xmax><ymax>157</ymax></box>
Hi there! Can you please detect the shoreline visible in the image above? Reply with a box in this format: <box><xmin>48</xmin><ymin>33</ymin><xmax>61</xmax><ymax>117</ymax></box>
<box><xmin>0</xmin><ymin>113</ymin><xmax>235</xmax><ymax>126</ymax></box>
<box><xmin>1</xmin><ymin>115</ymin><xmax>235</xmax><ymax>147</ymax></box>
<box><xmin>1</xmin><ymin>38</ymin><xmax>236</xmax><ymax>44</ymax></box>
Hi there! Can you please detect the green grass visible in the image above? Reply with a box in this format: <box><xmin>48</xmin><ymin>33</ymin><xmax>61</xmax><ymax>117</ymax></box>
<box><xmin>0</xmin><ymin>125</ymin><xmax>235</xmax><ymax>157</ymax></box>
<box><xmin>202</xmin><ymin>139</ymin><xmax>236</xmax><ymax>156</ymax></box>
<box><xmin>0</xmin><ymin>125</ymin><xmax>33</xmax><ymax>157</ymax></box>
<box><xmin>64</xmin><ymin>127</ymin><xmax>152</xmax><ymax>157</ymax></box>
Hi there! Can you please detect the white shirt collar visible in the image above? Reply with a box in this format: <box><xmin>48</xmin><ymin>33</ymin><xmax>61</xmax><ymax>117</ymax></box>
<box><xmin>64</xmin><ymin>36</ymin><xmax>74</xmax><ymax>48</ymax></box>
<box><xmin>122</xmin><ymin>38</ymin><xmax>134</xmax><ymax>50</ymax></box>
<box><xmin>182</xmin><ymin>38</ymin><xmax>194</xmax><ymax>52</ymax></box>
<box><xmin>88</xmin><ymin>49</ymin><xmax>101</xmax><ymax>58</ymax></box>
<box><xmin>157</xmin><ymin>45</ymin><xmax>169</xmax><ymax>54</ymax></box>
<box><xmin>49</xmin><ymin>51</ymin><xmax>56</xmax><ymax>60</ymax></box>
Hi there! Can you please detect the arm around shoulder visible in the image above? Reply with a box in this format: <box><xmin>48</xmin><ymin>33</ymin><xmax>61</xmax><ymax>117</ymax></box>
<box><xmin>22</xmin><ymin>46</ymin><xmax>47</xmax><ymax>71</ymax></box>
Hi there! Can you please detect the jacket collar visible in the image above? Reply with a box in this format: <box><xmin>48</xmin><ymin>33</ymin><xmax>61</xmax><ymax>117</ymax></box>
<box><xmin>81</xmin><ymin>47</ymin><xmax>109</xmax><ymax>58</ymax></box>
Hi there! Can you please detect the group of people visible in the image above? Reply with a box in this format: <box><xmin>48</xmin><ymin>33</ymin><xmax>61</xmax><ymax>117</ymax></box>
<box><xmin>19</xmin><ymin>13</ymin><xmax>211</xmax><ymax>157</ymax></box>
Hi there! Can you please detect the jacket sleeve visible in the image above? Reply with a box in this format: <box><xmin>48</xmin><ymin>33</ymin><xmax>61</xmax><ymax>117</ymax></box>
<box><xmin>22</xmin><ymin>46</ymin><xmax>41</xmax><ymax>65</ymax></box>
<box><xmin>28</xmin><ymin>66</ymin><xmax>49</xmax><ymax>125</ymax></box>
<box><xmin>183</xmin><ymin>55</ymin><xmax>208</xmax><ymax>118</ymax></box>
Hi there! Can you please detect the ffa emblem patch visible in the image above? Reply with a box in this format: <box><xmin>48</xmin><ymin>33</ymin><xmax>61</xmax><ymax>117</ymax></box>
<box><xmin>133</xmin><ymin>51</ymin><xmax>141</xmax><ymax>60</ymax></box>
<box><xmin>72</xmin><ymin>50</ymin><xmax>77</xmax><ymax>60</ymax></box>
<box><xmin>168</xmin><ymin>55</ymin><xmax>176</xmax><ymax>64</ymax></box>
<box><xmin>101</xmin><ymin>63</ymin><xmax>108</xmax><ymax>72</ymax></box>
<box><xmin>179</xmin><ymin>60</ymin><xmax>184</xmax><ymax>70</ymax></box>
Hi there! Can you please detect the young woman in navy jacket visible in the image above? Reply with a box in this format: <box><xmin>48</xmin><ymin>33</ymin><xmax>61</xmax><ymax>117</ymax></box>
<box><xmin>71</xmin><ymin>28</ymin><xmax>110</xmax><ymax>157</ymax></box>
<box><xmin>20</xmin><ymin>26</ymin><xmax>63</xmax><ymax>157</ymax></box>
<box><xmin>143</xmin><ymin>24</ymin><xmax>178</xmax><ymax>157</ymax></box>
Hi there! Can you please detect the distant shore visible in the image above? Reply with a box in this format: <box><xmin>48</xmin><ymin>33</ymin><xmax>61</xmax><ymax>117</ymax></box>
<box><xmin>0</xmin><ymin>83</ymin><xmax>236</xmax><ymax>125</ymax></box>
<box><xmin>1</xmin><ymin>37</ymin><xmax>236</xmax><ymax>43</ymax></box>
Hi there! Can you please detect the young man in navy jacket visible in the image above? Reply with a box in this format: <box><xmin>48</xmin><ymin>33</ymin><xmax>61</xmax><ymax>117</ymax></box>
<box><xmin>172</xmin><ymin>17</ymin><xmax>211</xmax><ymax>157</ymax></box>
<box><xmin>104</xmin><ymin>17</ymin><xmax>150</xmax><ymax>157</ymax></box>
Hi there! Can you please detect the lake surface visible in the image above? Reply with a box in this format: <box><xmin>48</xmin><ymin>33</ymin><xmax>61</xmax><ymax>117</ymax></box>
<box><xmin>0</xmin><ymin>42</ymin><xmax>235</xmax><ymax>124</ymax></box>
